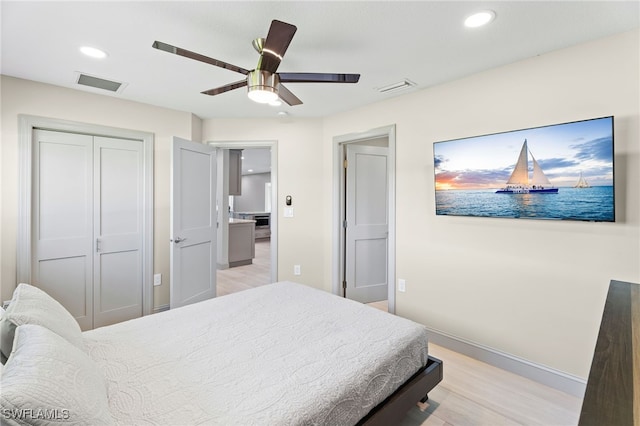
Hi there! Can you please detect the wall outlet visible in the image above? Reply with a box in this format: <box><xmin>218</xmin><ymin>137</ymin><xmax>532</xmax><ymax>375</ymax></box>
<box><xmin>398</xmin><ymin>279</ymin><xmax>406</xmax><ymax>293</ymax></box>
<box><xmin>294</xmin><ymin>265</ymin><xmax>301</xmax><ymax>276</ymax></box>
<box><xmin>153</xmin><ymin>273</ymin><xmax>162</xmax><ymax>286</ymax></box>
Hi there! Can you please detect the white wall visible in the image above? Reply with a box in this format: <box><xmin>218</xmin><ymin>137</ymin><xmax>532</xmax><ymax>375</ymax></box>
<box><xmin>0</xmin><ymin>76</ymin><xmax>200</xmax><ymax>307</ymax></box>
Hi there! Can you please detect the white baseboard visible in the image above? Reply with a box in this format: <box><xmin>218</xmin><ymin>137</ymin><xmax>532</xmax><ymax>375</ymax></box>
<box><xmin>153</xmin><ymin>304</ymin><xmax>170</xmax><ymax>314</ymax></box>
<box><xmin>424</xmin><ymin>327</ymin><xmax>586</xmax><ymax>398</ymax></box>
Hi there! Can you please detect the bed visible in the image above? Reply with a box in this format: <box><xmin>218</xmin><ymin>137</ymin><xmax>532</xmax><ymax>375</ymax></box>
<box><xmin>1</xmin><ymin>281</ymin><xmax>442</xmax><ymax>425</ymax></box>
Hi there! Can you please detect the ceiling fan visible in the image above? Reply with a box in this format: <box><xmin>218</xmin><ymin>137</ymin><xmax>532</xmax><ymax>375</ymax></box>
<box><xmin>153</xmin><ymin>20</ymin><xmax>360</xmax><ymax>106</ymax></box>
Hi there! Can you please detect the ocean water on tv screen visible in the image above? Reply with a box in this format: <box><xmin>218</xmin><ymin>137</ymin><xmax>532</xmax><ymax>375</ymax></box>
<box><xmin>435</xmin><ymin>186</ymin><xmax>614</xmax><ymax>221</ymax></box>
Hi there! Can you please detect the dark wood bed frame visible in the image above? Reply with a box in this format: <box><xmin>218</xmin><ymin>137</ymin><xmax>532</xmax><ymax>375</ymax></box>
<box><xmin>358</xmin><ymin>355</ymin><xmax>443</xmax><ymax>425</ymax></box>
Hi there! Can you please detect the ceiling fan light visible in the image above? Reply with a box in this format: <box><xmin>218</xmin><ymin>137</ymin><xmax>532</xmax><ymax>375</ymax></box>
<box><xmin>247</xmin><ymin>69</ymin><xmax>280</xmax><ymax>104</ymax></box>
<box><xmin>248</xmin><ymin>87</ymin><xmax>279</xmax><ymax>103</ymax></box>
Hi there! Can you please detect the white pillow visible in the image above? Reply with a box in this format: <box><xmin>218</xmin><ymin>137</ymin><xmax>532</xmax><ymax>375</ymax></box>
<box><xmin>0</xmin><ymin>324</ymin><xmax>113</xmax><ymax>426</ymax></box>
<box><xmin>0</xmin><ymin>283</ymin><xmax>84</xmax><ymax>360</ymax></box>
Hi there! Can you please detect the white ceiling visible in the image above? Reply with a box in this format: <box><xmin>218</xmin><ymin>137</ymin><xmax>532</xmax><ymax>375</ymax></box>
<box><xmin>1</xmin><ymin>1</ymin><xmax>638</xmax><ymax>120</ymax></box>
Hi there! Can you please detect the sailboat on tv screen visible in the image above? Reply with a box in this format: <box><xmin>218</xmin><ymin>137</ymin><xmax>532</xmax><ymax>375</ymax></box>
<box><xmin>496</xmin><ymin>139</ymin><xmax>558</xmax><ymax>194</ymax></box>
<box><xmin>574</xmin><ymin>171</ymin><xmax>591</xmax><ymax>188</ymax></box>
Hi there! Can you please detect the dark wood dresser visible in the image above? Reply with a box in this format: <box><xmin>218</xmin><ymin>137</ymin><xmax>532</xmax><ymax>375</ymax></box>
<box><xmin>578</xmin><ymin>280</ymin><xmax>639</xmax><ymax>426</ymax></box>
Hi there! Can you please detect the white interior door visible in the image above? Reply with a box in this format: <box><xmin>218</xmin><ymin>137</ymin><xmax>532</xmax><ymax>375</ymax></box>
<box><xmin>93</xmin><ymin>137</ymin><xmax>144</xmax><ymax>327</ymax></box>
<box><xmin>170</xmin><ymin>137</ymin><xmax>217</xmax><ymax>309</ymax></box>
<box><xmin>345</xmin><ymin>144</ymin><xmax>389</xmax><ymax>303</ymax></box>
<box><xmin>33</xmin><ymin>130</ymin><xmax>94</xmax><ymax>330</ymax></box>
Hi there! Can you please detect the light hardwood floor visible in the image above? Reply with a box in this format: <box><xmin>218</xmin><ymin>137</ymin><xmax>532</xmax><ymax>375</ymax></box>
<box><xmin>217</xmin><ymin>239</ymin><xmax>271</xmax><ymax>297</ymax></box>
<box><xmin>403</xmin><ymin>343</ymin><xmax>581</xmax><ymax>426</ymax></box>
<box><xmin>216</xmin><ymin>241</ymin><xmax>583</xmax><ymax>426</ymax></box>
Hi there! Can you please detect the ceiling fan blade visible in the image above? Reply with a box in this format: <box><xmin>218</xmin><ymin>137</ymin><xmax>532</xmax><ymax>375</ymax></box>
<box><xmin>277</xmin><ymin>84</ymin><xmax>303</xmax><ymax>106</ymax></box>
<box><xmin>153</xmin><ymin>41</ymin><xmax>250</xmax><ymax>75</ymax></box>
<box><xmin>257</xmin><ymin>20</ymin><xmax>297</xmax><ymax>73</ymax></box>
<box><xmin>201</xmin><ymin>79</ymin><xmax>248</xmax><ymax>96</ymax></box>
<box><xmin>278</xmin><ymin>72</ymin><xmax>360</xmax><ymax>83</ymax></box>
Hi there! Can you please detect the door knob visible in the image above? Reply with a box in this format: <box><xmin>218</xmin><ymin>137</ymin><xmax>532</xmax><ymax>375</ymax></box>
<box><xmin>171</xmin><ymin>237</ymin><xmax>186</xmax><ymax>243</ymax></box>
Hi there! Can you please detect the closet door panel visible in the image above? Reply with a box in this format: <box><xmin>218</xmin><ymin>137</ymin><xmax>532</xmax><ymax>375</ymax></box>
<box><xmin>33</xmin><ymin>130</ymin><xmax>93</xmax><ymax>330</ymax></box>
<box><xmin>98</xmin><ymin>143</ymin><xmax>140</xmax><ymax>235</ymax></box>
<box><xmin>93</xmin><ymin>137</ymin><xmax>143</xmax><ymax>328</ymax></box>
<box><xmin>37</xmin><ymin>256</ymin><xmax>89</xmax><ymax>319</ymax></box>
<box><xmin>98</xmin><ymin>251</ymin><xmax>140</xmax><ymax>312</ymax></box>
<box><xmin>38</xmin><ymin>142</ymin><xmax>90</xmax><ymax>239</ymax></box>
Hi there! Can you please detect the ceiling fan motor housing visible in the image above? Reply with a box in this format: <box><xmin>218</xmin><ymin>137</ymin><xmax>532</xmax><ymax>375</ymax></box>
<box><xmin>247</xmin><ymin>70</ymin><xmax>280</xmax><ymax>103</ymax></box>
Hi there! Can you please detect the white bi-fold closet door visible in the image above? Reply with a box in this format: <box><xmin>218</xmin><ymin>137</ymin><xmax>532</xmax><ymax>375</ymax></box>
<box><xmin>32</xmin><ymin>129</ymin><xmax>144</xmax><ymax>330</ymax></box>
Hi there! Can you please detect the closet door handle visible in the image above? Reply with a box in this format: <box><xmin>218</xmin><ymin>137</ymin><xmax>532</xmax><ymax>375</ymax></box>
<box><xmin>171</xmin><ymin>237</ymin><xmax>186</xmax><ymax>244</ymax></box>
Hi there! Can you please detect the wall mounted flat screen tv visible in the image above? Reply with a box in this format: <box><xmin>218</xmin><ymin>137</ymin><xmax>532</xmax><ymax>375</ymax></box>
<box><xmin>433</xmin><ymin>116</ymin><xmax>614</xmax><ymax>222</ymax></box>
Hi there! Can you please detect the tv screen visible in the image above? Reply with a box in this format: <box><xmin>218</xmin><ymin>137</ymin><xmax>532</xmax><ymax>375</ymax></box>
<box><xmin>433</xmin><ymin>116</ymin><xmax>614</xmax><ymax>222</ymax></box>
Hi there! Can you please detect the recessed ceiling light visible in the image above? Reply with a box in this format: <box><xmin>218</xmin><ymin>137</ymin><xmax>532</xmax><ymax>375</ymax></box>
<box><xmin>464</xmin><ymin>10</ymin><xmax>496</xmax><ymax>28</ymax></box>
<box><xmin>80</xmin><ymin>46</ymin><xmax>108</xmax><ymax>59</ymax></box>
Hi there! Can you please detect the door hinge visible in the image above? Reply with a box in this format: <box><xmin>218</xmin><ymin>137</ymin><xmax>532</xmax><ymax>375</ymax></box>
<box><xmin>342</xmin><ymin>280</ymin><xmax>347</xmax><ymax>297</ymax></box>
<box><xmin>343</xmin><ymin>159</ymin><xmax>348</xmax><ymax>169</ymax></box>
<box><xmin>342</xmin><ymin>220</ymin><xmax>348</xmax><ymax>229</ymax></box>
<box><xmin>96</xmin><ymin>238</ymin><xmax>102</xmax><ymax>253</ymax></box>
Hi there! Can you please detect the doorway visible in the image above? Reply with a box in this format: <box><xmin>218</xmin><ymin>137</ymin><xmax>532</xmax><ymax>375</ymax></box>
<box><xmin>333</xmin><ymin>125</ymin><xmax>396</xmax><ymax>313</ymax></box>
<box><xmin>208</xmin><ymin>141</ymin><xmax>278</xmax><ymax>296</ymax></box>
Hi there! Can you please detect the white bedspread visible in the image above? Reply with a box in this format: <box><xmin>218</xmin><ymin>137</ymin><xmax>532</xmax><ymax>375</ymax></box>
<box><xmin>83</xmin><ymin>282</ymin><xmax>429</xmax><ymax>426</ymax></box>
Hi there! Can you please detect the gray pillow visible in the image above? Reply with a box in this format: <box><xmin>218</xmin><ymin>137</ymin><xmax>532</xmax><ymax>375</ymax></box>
<box><xmin>0</xmin><ymin>283</ymin><xmax>84</xmax><ymax>360</ymax></box>
<box><xmin>0</xmin><ymin>324</ymin><xmax>113</xmax><ymax>425</ymax></box>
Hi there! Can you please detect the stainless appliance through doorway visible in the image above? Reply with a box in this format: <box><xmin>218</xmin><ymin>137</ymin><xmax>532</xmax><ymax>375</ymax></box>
<box><xmin>253</xmin><ymin>214</ymin><xmax>270</xmax><ymax>240</ymax></box>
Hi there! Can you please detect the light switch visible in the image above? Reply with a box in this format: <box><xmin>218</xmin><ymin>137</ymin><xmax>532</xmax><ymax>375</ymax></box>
<box><xmin>154</xmin><ymin>274</ymin><xmax>162</xmax><ymax>286</ymax></box>
<box><xmin>284</xmin><ymin>207</ymin><xmax>294</xmax><ymax>218</ymax></box>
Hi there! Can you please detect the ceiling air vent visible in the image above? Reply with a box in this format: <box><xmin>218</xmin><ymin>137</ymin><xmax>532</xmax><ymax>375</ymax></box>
<box><xmin>76</xmin><ymin>73</ymin><xmax>124</xmax><ymax>92</ymax></box>
<box><xmin>376</xmin><ymin>78</ymin><xmax>417</xmax><ymax>94</ymax></box>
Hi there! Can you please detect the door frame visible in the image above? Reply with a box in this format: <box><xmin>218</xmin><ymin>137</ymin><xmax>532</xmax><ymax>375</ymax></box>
<box><xmin>16</xmin><ymin>114</ymin><xmax>154</xmax><ymax>316</ymax></box>
<box><xmin>207</xmin><ymin>140</ymin><xmax>278</xmax><ymax>284</ymax></box>
<box><xmin>332</xmin><ymin>125</ymin><xmax>396</xmax><ymax>313</ymax></box>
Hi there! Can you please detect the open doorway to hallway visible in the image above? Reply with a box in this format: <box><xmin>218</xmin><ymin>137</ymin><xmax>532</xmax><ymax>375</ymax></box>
<box><xmin>212</xmin><ymin>144</ymin><xmax>277</xmax><ymax>296</ymax></box>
